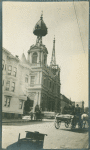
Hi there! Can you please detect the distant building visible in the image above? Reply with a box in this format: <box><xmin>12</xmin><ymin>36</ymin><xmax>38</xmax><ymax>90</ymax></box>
<box><xmin>84</xmin><ymin>107</ymin><xmax>88</xmax><ymax>114</ymax></box>
<box><xmin>75</xmin><ymin>101</ymin><xmax>84</xmax><ymax>108</ymax></box>
<box><xmin>2</xmin><ymin>14</ymin><xmax>61</xmax><ymax>118</ymax></box>
<box><xmin>72</xmin><ymin>101</ymin><xmax>84</xmax><ymax>113</ymax></box>
<box><xmin>60</xmin><ymin>94</ymin><xmax>72</xmax><ymax>113</ymax></box>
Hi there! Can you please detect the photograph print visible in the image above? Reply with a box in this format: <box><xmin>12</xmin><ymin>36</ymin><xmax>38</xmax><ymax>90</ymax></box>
<box><xmin>2</xmin><ymin>1</ymin><xmax>89</xmax><ymax>149</ymax></box>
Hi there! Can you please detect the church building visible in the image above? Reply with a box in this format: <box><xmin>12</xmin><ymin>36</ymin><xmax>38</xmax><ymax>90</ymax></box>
<box><xmin>27</xmin><ymin>14</ymin><xmax>61</xmax><ymax>113</ymax></box>
<box><xmin>2</xmin><ymin>14</ymin><xmax>61</xmax><ymax>118</ymax></box>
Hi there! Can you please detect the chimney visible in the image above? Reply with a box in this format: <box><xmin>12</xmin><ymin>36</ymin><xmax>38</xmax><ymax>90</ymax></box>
<box><xmin>15</xmin><ymin>55</ymin><xmax>19</xmax><ymax>58</ymax></box>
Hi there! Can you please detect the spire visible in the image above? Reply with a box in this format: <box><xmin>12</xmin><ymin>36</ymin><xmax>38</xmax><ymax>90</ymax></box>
<box><xmin>40</xmin><ymin>11</ymin><xmax>43</xmax><ymax>20</ymax></box>
<box><xmin>21</xmin><ymin>53</ymin><xmax>26</xmax><ymax>63</ymax></box>
<box><xmin>50</xmin><ymin>36</ymin><xmax>56</xmax><ymax>66</ymax></box>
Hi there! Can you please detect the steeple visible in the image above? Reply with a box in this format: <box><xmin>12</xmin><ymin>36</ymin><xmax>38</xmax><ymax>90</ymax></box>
<box><xmin>40</xmin><ymin>11</ymin><xmax>43</xmax><ymax>20</ymax></box>
<box><xmin>50</xmin><ymin>36</ymin><xmax>56</xmax><ymax>66</ymax></box>
<box><xmin>21</xmin><ymin>53</ymin><xmax>26</xmax><ymax>63</ymax></box>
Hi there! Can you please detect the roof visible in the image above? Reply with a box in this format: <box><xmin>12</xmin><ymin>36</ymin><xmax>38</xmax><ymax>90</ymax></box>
<box><xmin>28</xmin><ymin>44</ymin><xmax>48</xmax><ymax>54</ymax></box>
<box><xmin>3</xmin><ymin>47</ymin><xmax>19</xmax><ymax>61</ymax></box>
<box><xmin>33</xmin><ymin>15</ymin><xmax>48</xmax><ymax>36</ymax></box>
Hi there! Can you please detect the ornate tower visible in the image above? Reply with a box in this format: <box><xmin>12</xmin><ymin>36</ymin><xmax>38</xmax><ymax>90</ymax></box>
<box><xmin>26</xmin><ymin>13</ymin><xmax>61</xmax><ymax>113</ymax></box>
<box><xmin>50</xmin><ymin>37</ymin><xmax>61</xmax><ymax>113</ymax></box>
<box><xmin>50</xmin><ymin>36</ymin><xmax>60</xmax><ymax>77</ymax></box>
<box><xmin>28</xmin><ymin>13</ymin><xmax>48</xmax><ymax>66</ymax></box>
<box><xmin>50</xmin><ymin>36</ymin><xmax>56</xmax><ymax>66</ymax></box>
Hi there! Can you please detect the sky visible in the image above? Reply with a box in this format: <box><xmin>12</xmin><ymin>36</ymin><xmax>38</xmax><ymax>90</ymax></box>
<box><xmin>3</xmin><ymin>1</ymin><xmax>89</xmax><ymax>107</ymax></box>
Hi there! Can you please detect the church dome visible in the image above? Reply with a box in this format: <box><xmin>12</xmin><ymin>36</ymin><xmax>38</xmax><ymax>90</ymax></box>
<box><xmin>33</xmin><ymin>14</ymin><xmax>48</xmax><ymax>36</ymax></box>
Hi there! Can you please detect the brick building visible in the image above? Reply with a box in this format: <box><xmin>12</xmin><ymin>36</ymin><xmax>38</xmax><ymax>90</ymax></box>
<box><xmin>60</xmin><ymin>94</ymin><xmax>72</xmax><ymax>113</ymax></box>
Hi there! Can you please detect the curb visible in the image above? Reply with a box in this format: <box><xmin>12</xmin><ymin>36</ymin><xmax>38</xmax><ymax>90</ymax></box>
<box><xmin>2</xmin><ymin>119</ymin><xmax>54</xmax><ymax>124</ymax></box>
<box><xmin>2</xmin><ymin>120</ymin><xmax>38</xmax><ymax>123</ymax></box>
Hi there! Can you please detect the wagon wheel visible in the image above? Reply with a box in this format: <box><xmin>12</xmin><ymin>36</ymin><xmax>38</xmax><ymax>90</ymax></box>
<box><xmin>78</xmin><ymin>120</ymin><xmax>83</xmax><ymax>129</ymax></box>
<box><xmin>54</xmin><ymin>121</ymin><xmax>61</xmax><ymax>129</ymax></box>
<box><xmin>65</xmin><ymin>121</ymin><xmax>70</xmax><ymax>128</ymax></box>
<box><xmin>71</xmin><ymin>121</ymin><xmax>76</xmax><ymax>129</ymax></box>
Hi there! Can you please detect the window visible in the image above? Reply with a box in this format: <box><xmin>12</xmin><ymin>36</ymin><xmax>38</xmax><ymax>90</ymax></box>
<box><xmin>11</xmin><ymin>82</ymin><xmax>15</xmax><ymax>92</ymax></box>
<box><xmin>50</xmin><ymin>81</ymin><xmax>51</xmax><ymax>88</ymax></box>
<box><xmin>8</xmin><ymin>65</ymin><xmax>12</xmax><ymax>75</ymax></box>
<box><xmin>19</xmin><ymin>100</ymin><xmax>23</xmax><ymax>109</ymax></box>
<box><xmin>4</xmin><ymin>96</ymin><xmax>11</xmax><ymax>107</ymax></box>
<box><xmin>44</xmin><ymin>78</ymin><xmax>47</xmax><ymax>86</ymax></box>
<box><xmin>25</xmin><ymin>75</ymin><xmax>28</xmax><ymax>83</ymax></box>
<box><xmin>2</xmin><ymin>80</ymin><xmax>4</xmax><ymax>86</ymax></box>
<box><xmin>44</xmin><ymin>78</ymin><xmax>46</xmax><ymax>85</ymax></box>
<box><xmin>13</xmin><ymin>67</ymin><xmax>17</xmax><ymax>77</ymax></box>
<box><xmin>30</xmin><ymin>76</ymin><xmax>35</xmax><ymax>86</ymax></box>
<box><xmin>52</xmin><ymin>83</ymin><xmax>54</xmax><ymax>92</ymax></box>
<box><xmin>2</xmin><ymin>60</ymin><xmax>5</xmax><ymax>70</ymax></box>
<box><xmin>6</xmin><ymin>81</ymin><xmax>10</xmax><ymax>91</ymax></box>
<box><xmin>32</xmin><ymin>52</ymin><xmax>37</xmax><ymax>63</ymax></box>
<box><xmin>44</xmin><ymin>55</ymin><xmax>46</xmax><ymax>64</ymax></box>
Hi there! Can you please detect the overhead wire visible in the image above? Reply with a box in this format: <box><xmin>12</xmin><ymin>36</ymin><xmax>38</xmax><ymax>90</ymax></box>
<box><xmin>79</xmin><ymin>2</ymin><xmax>88</xmax><ymax>13</ymax></box>
<box><xmin>73</xmin><ymin>1</ymin><xmax>86</xmax><ymax>56</ymax></box>
<box><xmin>73</xmin><ymin>1</ymin><xmax>88</xmax><ymax>77</ymax></box>
<box><xmin>79</xmin><ymin>0</ymin><xmax>89</xmax><ymax>54</ymax></box>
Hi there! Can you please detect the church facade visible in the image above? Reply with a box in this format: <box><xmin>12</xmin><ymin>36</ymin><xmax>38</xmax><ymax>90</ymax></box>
<box><xmin>2</xmin><ymin>14</ymin><xmax>61</xmax><ymax>118</ymax></box>
<box><xmin>27</xmin><ymin>14</ymin><xmax>61</xmax><ymax>113</ymax></box>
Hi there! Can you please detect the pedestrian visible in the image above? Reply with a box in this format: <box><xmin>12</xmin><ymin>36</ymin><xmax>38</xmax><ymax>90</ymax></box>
<box><xmin>75</xmin><ymin>104</ymin><xmax>81</xmax><ymax>117</ymax></box>
<box><xmin>75</xmin><ymin>104</ymin><xmax>82</xmax><ymax>128</ymax></box>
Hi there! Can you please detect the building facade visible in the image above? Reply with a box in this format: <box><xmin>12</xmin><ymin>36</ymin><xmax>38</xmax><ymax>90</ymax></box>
<box><xmin>2</xmin><ymin>14</ymin><xmax>61</xmax><ymax>118</ymax></box>
<box><xmin>2</xmin><ymin>48</ymin><xmax>33</xmax><ymax>118</ymax></box>
<box><xmin>26</xmin><ymin>14</ymin><xmax>61</xmax><ymax>113</ymax></box>
<box><xmin>60</xmin><ymin>94</ymin><xmax>72</xmax><ymax>113</ymax></box>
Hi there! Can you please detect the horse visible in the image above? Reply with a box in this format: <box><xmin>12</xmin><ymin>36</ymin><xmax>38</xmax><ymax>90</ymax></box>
<box><xmin>81</xmin><ymin>113</ymin><xmax>88</xmax><ymax>128</ymax></box>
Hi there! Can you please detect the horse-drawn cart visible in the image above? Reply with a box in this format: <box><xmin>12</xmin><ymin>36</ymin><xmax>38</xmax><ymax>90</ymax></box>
<box><xmin>54</xmin><ymin>114</ymin><xmax>85</xmax><ymax>129</ymax></box>
<box><xmin>54</xmin><ymin>114</ymin><xmax>74</xmax><ymax>129</ymax></box>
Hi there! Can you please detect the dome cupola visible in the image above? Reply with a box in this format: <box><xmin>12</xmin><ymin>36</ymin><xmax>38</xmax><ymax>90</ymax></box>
<box><xmin>33</xmin><ymin>13</ymin><xmax>48</xmax><ymax>37</ymax></box>
<box><xmin>33</xmin><ymin>12</ymin><xmax>48</xmax><ymax>46</ymax></box>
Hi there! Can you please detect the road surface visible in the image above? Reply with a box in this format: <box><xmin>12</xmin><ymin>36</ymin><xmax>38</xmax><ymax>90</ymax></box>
<box><xmin>2</xmin><ymin>120</ymin><xmax>88</xmax><ymax>149</ymax></box>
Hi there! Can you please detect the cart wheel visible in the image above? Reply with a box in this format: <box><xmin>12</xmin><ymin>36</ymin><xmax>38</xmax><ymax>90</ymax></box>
<box><xmin>78</xmin><ymin>121</ymin><xmax>83</xmax><ymax>129</ymax></box>
<box><xmin>54</xmin><ymin>121</ymin><xmax>61</xmax><ymax>129</ymax></box>
<box><xmin>71</xmin><ymin>125</ymin><xmax>75</xmax><ymax>129</ymax></box>
<box><xmin>71</xmin><ymin>122</ymin><xmax>76</xmax><ymax>129</ymax></box>
<box><xmin>65</xmin><ymin>122</ymin><xmax>70</xmax><ymax>128</ymax></box>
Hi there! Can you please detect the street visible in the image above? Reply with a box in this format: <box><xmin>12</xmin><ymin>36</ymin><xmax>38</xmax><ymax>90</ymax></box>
<box><xmin>2</xmin><ymin>120</ymin><xmax>88</xmax><ymax>149</ymax></box>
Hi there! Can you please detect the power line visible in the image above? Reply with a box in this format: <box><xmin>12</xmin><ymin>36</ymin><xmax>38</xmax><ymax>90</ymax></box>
<box><xmin>79</xmin><ymin>2</ymin><xmax>88</xmax><ymax>13</ymax></box>
<box><xmin>73</xmin><ymin>1</ymin><xmax>86</xmax><ymax>55</ymax></box>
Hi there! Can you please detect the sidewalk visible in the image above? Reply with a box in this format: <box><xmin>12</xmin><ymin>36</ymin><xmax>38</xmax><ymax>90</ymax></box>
<box><xmin>2</xmin><ymin>118</ymin><xmax>54</xmax><ymax>123</ymax></box>
<box><xmin>2</xmin><ymin>119</ymin><xmax>30</xmax><ymax>123</ymax></box>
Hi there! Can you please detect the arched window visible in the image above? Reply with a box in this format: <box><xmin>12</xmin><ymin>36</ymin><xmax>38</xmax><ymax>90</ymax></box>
<box><xmin>44</xmin><ymin>55</ymin><xmax>46</xmax><ymax>64</ymax></box>
<box><xmin>32</xmin><ymin>52</ymin><xmax>37</xmax><ymax>63</ymax></box>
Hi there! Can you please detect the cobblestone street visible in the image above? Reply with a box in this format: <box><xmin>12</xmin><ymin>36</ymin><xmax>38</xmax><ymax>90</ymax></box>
<box><xmin>2</xmin><ymin>120</ymin><xmax>88</xmax><ymax>149</ymax></box>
